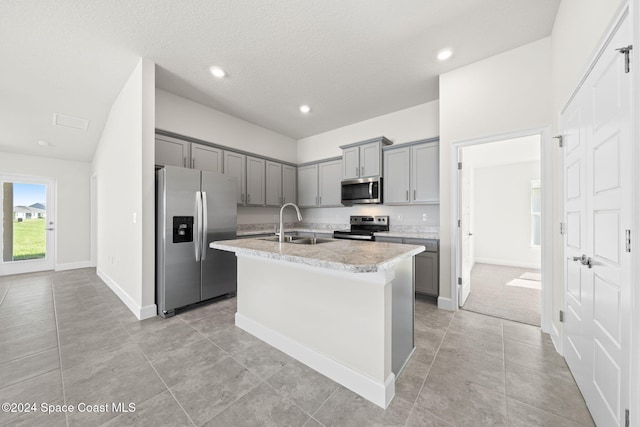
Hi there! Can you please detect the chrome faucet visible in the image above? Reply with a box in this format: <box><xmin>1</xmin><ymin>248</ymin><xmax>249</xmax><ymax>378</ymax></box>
<box><xmin>278</xmin><ymin>203</ymin><xmax>303</xmax><ymax>243</ymax></box>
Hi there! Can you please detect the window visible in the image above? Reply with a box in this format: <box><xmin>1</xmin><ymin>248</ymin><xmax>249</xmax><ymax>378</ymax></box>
<box><xmin>531</xmin><ymin>180</ymin><xmax>541</xmax><ymax>247</ymax></box>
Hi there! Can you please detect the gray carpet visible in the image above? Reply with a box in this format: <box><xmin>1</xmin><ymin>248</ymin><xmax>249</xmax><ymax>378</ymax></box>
<box><xmin>462</xmin><ymin>263</ymin><xmax>541</xmax><ymax>326</ymax></box>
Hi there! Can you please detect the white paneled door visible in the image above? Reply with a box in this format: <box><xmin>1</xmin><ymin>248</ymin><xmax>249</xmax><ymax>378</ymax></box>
<box><xmin>458</xmin><ymin>154</ymin><xmax>472</xmax><ymax>306</ymax></box>
<box><xmin>562</xmin><ymin>11</ymin><xmax>632</xmax><ymax>427</ymax></box>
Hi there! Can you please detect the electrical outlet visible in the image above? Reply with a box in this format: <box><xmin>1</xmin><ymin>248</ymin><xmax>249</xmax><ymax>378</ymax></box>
<box><xmin>397</xmin><ymin>214</ymin><xmax>403</xmax><ymax>222</ymax></box>
<box><xmin>422</xmin><ymin>213</ymin><xmax>428</xmax><ymax>222</ymax></box>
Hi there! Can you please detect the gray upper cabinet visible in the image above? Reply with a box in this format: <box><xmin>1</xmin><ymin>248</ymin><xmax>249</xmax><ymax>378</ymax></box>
<box><xmin>224</xmin><ymin>151</ymin><xmax>246</xmax><ymax>205</ymax></box>
<box><xmin>318</xmin><ymin>160</ymin><xmax>342</xmax><ymax>206</ymax></box>
<box><xmin>412</xmin><ymin>142</ymin><xmax>439</xmax><ymax>203</ymax></box>
<box><xmin>297</xmin><ymin>159</ymin><xmax>341</xmax><ymax>207</ymax></box>
<box><xmin>265</xmin><ymin>161</ymin><xmax>282</xmax><ymax>206</ymax></box>
<box><xmin>156</xmin><ymin>136</ymin><xmax>190</xmax><ymax>167</ymax></box>
<box><xmin>246</xmin><ymin>156</ymin><xmax>265</xmax><ymax>206</ymax></box>
<box><xmin>383</xmin><ymin>147</ymin><xmax>410</xmax><ymax>204</ymax></box>
<box><xmin>342</xmin><ymin>146</ymin><xmax>360</xmax><ymax>179</ymax></box>
<box><xmin>192</xmin><ymin>144</ymin><xmax>223</xmax><ymax>173</ymax></box>
<box><xmin>383</xmin><ymin>139</ymin><xmax>439</xmax><ymax>205</ymax></box>
<box><xmin>297</xmin><ymin>164</ymin><xmax>318</xmax><ymax>207</ymax></box>
<box><xmin>340</xmin><ymin>137</ymin><xmax>392</xmax><ymax>180</ymax></box>
<box><xmin>282</xmin><ymin>164</ymin><xmax>297</xmax><ymax>205</ymax></box>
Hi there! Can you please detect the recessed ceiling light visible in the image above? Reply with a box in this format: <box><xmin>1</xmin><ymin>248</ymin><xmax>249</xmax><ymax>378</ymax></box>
<box><xmin>437</xmin><ymin>49</ymin><xmax>453</xmax><ymax>61</ymax></box>
<box><xmin>209</xmin><ymin>66</ymin><xmax>226</xmax><ymax>78</ymax></box>
<box><xmin>299</xmin><ymin>105</ymin><xmax>311</xmax><ymax>114</ymax></box>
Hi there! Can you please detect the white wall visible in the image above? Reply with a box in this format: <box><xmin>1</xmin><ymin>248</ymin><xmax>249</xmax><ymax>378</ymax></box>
<box><xmin>0</xmin><ymin>152</ymin><xmax>91</xmax><ymax>269</ymax></box>
<box><xmin>155</xmin><ymin>89</ymin><xmax>297</xmax><ymax>163</ymax></box>
<box><xmin>473</xmin><ymin>161</ymin><xmax>541</xmax><ymax>269</ymax></box>
<box><xmin>297</xmin><ymin>101</ymin><xmax>439</xmax><ymax>164</ymax></box>
<box><xmin>92</xmin><ymin>58</ymin><xmax>156</xmax><ymax>320</ymax></box>
<box><xmin>439</xmin><ymin>38</ymin><xmax>552</xmax><ymax>303</ymax></box>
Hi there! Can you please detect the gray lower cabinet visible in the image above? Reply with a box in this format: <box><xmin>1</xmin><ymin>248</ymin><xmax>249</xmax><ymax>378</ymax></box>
<box><xmin>414</xmin><ymin>252</ymin><xmax>438</xmax><ymax>296</ymax></box>
<box><xmin>376</xmin><ymin>236</ymin><xmax>439</xmax><ymax>297</ymax></box>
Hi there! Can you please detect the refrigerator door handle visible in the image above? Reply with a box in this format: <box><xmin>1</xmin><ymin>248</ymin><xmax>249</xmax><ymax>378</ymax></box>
<box><xmin>195</xmin><ymin>191</ymin><xmax>202</xmax><ymax>261</ymax></box>
<box><xmin>201</xmin><ymin>191</ymin><xmax>208</xmax><ymax>260</ymax></box>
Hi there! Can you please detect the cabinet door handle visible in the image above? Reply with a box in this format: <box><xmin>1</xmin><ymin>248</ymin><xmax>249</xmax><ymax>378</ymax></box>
<box><xmin>406</xmin><ymin>190</ymin><xmax>409</xmax><ymax>201</ymax></box>
<box><xmin>183</xmin><ymin>156</ymin><xmax>187</xmax><ymax>167</ymax></box>
<box><xmin>355</xmin><ymin>167</ymin><xmax>358</xmax><ymax>177</ymax></box>
<box><xmin>247</xmin><ymin>194</ymin><xmax>250</xmax><ymax>203</ymax></box>
<box><xmin>241</xmin><ymin>193</ymin><xmax>245</xmax><ymax>203</ymax></box>
<box><xmin>361</xmin><ymin>166</ymin><xmax>364</xmax><ymax>176</ymax></box>
<box><xmin>319</xmin><ymin>196</ymin><xmax>321</xmax><ymax>205</ymax></box>
<box><xmin>413</xmin><ymin>189</ymin><xmax>416</xmax><ymax>200</ymax></box>
<box><xmin>192</xmin><ymin>157</ymin><xmax>195</xmax><ymax>169</ymax></box>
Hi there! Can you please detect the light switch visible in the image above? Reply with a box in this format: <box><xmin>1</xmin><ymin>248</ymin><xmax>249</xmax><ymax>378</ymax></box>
<box><xmin>133</xmin><ymin>212</ymin><xmax>137</xmax><ymax>224</ymax></box>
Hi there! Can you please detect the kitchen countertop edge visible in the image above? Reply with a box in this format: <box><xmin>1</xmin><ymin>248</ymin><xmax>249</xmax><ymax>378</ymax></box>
<box><xmin>211</xmin><ymin>239</ymin><xmax>425</xmax><ymax>273</ymax></box>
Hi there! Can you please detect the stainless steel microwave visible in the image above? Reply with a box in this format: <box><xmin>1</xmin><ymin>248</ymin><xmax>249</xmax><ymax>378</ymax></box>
<box><xmin>341</xmin><ymin>177</ymin><xmax>382</xmax><ymax>205</ymax></box>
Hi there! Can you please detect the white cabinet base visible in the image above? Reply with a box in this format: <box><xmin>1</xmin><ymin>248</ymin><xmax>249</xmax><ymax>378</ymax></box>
<box><xmin>234</xmin><ymin>254</ymin><xmax>414</xmax><ymax>409</ymax></box>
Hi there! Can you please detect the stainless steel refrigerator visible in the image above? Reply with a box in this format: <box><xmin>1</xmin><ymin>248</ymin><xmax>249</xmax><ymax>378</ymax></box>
<box><xmin>156</xmin><ymin>165</ymin><xmax>237</xmax><ymax>317</ymax></box>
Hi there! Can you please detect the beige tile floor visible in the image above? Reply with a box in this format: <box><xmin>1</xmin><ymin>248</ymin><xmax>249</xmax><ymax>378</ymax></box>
<box><xmin>0</xmin><ymin>269</ymin><xmax>594</xmax><ymax>426</ymax></box>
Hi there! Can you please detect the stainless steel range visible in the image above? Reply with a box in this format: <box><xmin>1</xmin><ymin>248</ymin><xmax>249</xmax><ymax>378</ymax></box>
<box><xmin>333</xmin><ymin>215</ymin><xmax>389</xmax><ymax>241</ymax></box>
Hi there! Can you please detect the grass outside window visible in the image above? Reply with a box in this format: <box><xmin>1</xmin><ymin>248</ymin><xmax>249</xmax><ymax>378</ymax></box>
<box><xmin>13</xmin><ymin>218</ymin><xmax>46</xmax><ymax>260</ymax></box>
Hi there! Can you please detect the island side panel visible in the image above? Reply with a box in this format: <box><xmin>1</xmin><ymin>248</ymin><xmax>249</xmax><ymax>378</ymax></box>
<box><xmin>235</xmin><ymin>254</ymin><xmax>392</xmax><ymax>383</ymax></box>
<box><xmin>391</xmin><ymin>256</ymin><xmax>415</xmax><ymax>375</ymax></box>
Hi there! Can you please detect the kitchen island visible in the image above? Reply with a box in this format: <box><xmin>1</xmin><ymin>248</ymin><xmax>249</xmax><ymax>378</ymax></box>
<box><xmin>210</xmin><ymin>237</ymin><xmax>424</xmax><ymax>408</ymax></box>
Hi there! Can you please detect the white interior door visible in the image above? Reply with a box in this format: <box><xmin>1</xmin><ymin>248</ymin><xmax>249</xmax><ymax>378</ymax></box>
<box><xmin>562</xmin><ymin>12</ymin><xmax>631</xmax><ymax>426</ymax></box>
<box><xmin>458</xmin><ymin>151</ymin><xmax>472</xmax><ymax>306</ymax></box>
<box><xmin>0</xmin><ymin>175</ymin><xmax>55</xmax><ymax>275</ymax></box>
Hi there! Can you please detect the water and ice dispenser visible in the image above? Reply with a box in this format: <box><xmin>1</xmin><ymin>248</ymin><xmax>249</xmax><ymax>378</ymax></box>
<box><xmin>172</xmin><ymin>216</ymin><xmax>193</xmax><ymax>243</ymax></box>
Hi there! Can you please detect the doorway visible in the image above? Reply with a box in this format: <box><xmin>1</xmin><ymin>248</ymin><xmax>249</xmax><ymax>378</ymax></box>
<box><xmin>0</xmin><ymin>175</ymin><xmax>55</xmax><ymax>275</ymax></box>
<box><xmin>454</xmin><ymin>132</ymin><xmax>550</xmax><ymax>328</ymax></box>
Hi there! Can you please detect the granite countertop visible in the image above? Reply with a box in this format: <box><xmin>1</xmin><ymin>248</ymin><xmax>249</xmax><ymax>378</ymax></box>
<box><xmin>210</xmin><ymin>238</ymin><xmax>425</xmax><ymax>273</ymax></box>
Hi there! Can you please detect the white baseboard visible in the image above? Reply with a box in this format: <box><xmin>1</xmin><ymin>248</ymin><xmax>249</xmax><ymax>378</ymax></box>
<box><xmin>55</xmin><ymin>260</ymin><xmax>92</xmax><ymax>271</ymax></box>
<box><xmin>550</xmin><ymin>321</ymin><xmax>562</xmax><ymax>355</ymax></box>
<box><xmin>474</xmin><ymin>257</ymin><xmax>541</xmax><ymax>270</ymax></box>
<box><xmin>97</xmin><ymin>268</ymin><xmax>156</xmax><ymax>320</ymax></box>
<box><xmin>236</xmin><ymin>312</ymin><xmax>395</xmax><ymax>409</ymax></box>
<box><xmin>437</xmin><ymin>296</ymin><xmax>456</xmax><ymax>311</ymax></box>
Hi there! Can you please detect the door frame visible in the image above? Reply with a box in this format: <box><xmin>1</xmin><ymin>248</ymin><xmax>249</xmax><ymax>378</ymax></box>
<box><xmin>450</xmin><ymin>126</ymin><xmax>553</xmax><ymax>333</ymax></box>
<box><xmin>0</xmin><ymin>174</ymin><xmax>56</xmax><ymax>275</ymax></box>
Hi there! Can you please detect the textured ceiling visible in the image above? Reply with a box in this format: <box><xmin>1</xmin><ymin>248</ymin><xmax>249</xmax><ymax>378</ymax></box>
<box><xmin>0</xmin><ymin>0</ymin><xmax>559</xmax><ymax>162</ymax></box>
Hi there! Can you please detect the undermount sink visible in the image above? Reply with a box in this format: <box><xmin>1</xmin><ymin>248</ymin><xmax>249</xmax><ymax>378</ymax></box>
<box><xmin>259</xmin><ymin>236</ymin><xmax>333</xmax><ymax>245</ymax></box>
<box><xmin>289</xmin><ymin>237</ymin><xmax>333</xmax><ymax>245</ymax></box>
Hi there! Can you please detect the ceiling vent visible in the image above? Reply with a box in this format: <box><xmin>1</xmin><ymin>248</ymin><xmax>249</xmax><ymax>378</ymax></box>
<box><xmin>53</xmin><ymin>113</ymin><xmax>90</xmax><ymax>131</ymax></box>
